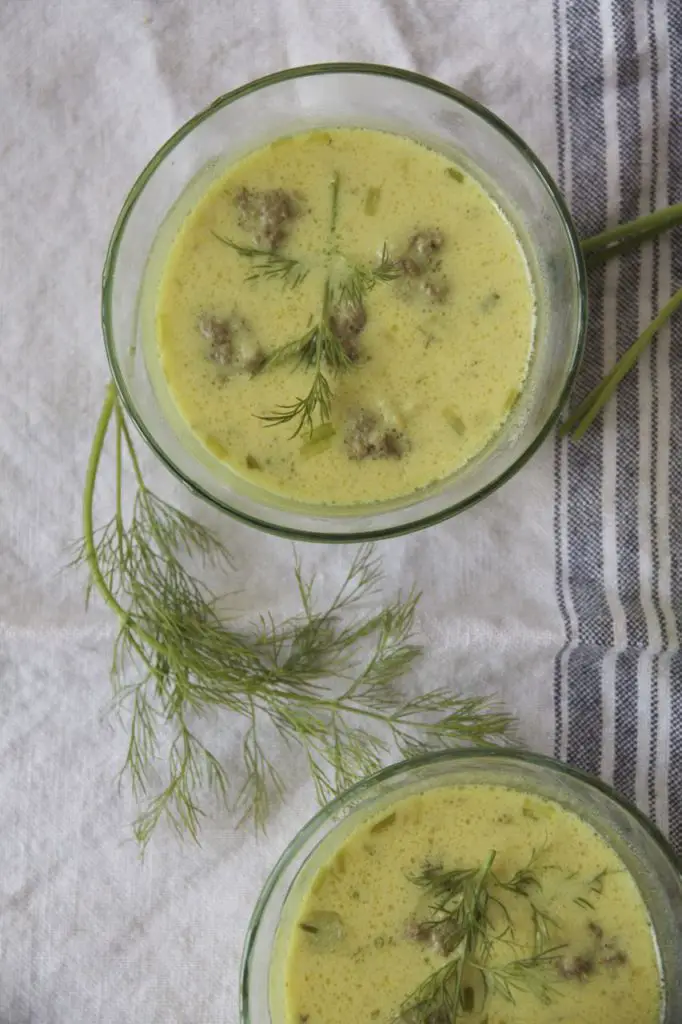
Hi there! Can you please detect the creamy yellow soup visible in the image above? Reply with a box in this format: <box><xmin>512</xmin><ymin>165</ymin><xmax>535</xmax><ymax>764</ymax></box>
<box><xmin>283</xmin><ymin>785</ymin><xmax>661</xmax><ymax>1024</ymax></box>
<box><xmin>155</xmin><ymin>128</ymin><xmax>534</xmax><ymax>505</ymax></box>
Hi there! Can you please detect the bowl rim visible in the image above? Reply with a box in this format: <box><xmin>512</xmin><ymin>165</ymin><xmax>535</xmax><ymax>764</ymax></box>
<box><xmin>239</xmin><ymin>747</ymin><xmax>680</xmax><ymax>1022</ymax></box>
<box><xmin>102</xmin><ymin>61</ymin><xmax>588</xmax><ymax>542</ymax></box>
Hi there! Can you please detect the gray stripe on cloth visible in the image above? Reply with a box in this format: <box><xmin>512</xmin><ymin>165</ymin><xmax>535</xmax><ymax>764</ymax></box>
<box><xmin>666</xmin><ymin>0</ymin><xmax>682</xmax><ymax>852</ymax></box>
<box><xmin>612</xmin><ymin>0</ymin><xmax>644</xmax><ymax>804</ymax></box>
<box><xmin>670</xmin><ymin>656</ymin><xmax>682</xmax><ymax>851</ymax></box>
<box><xmin>614</xmin><ymin>0</ymin><xmax>646</xmax><ymax>647</ymax></box>
<box><xmin>567</xmin><ymin>648</ymin><xmax>605</xmax><ymax>775</ymax></box>
<box><xmin>562</xmin><ymin>0</ymin><xmax>611</xmax><ymax>771</ymax></box>
<box><xmin>613</xmin><ymin>652</ymin><xmax>639</xmax><ymax>799</ymax></box>
<box><xmin>646</xmin><ymin>0</ymin><xmax>663</xmax><ymax>822</ymax></box>
<box><xmin>552</xmin><ymin>0</ymin><xmax>569</xmax><ymax>760</ymax></box>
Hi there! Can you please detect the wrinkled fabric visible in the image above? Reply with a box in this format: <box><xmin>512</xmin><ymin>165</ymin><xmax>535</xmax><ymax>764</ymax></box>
<box><xmin>0</xmin><ymin>1</ymin><xmax>677</xmax><ymax>1021</ymax></box>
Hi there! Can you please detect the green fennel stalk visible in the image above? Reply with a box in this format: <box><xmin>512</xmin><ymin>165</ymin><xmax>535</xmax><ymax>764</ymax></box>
<box><xmin>562</xmin><ymin>286</ymin><xmax>682</xmax><ymax>440</ymax></box>
<box><xmin>580</xmin><ymin>200</ymin><xmax>682</xmax><ymax>266</ymax></box>
<box><xmin>563</xmin><ymin>202</ymin><xmax>682</xmax><ymax>437</ymax></box>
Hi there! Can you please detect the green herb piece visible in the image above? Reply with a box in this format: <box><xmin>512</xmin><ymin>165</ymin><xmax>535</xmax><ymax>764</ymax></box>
<box><xmin>396</xmin><ymin>959</ymin><xmax>466</xmax><ymax>1023</ymax></box>
<box><xmin>299</xmin><ymin>911</ymin><xmax>347</xmax><ymax>949</ymax></box>
<box><xmin>262</xmin><ymin>323</ymin><xmax>317</xmax><ymax>370</ymax></box>
<box><xmin>522</xmin><ymin>797</ymin><xmax>555</xmax><ymax>821</ymax></box>
<box><xmin>529</xmin><ymin>903</ymin><xmax>557</xmax><ymax>954</ymax></box>
<box><xmin>307</xmin><ymin>423</ymin><xmax>336</xmax><ymax>443</ymax></box>
<box><xmin>494</xmin><ymin>847</ymin><xmax>542</xmax><ymax>898</ymax></box>
<box><xmin>586</xmin><ymin>868</ymin><xmax>610</xmax><ymax>894</ymax></box>
<box><xmin>561</xmin><ymin>286</ymin><xmax>682</xmax><ymax>439</ymax></box>
<box><xmin>481</xmin><ymin>291</ymin><xmax>501</xmax><ymax>312</ymax></box>
<box><xmin>330</xmin><ymin>170</ymin><xmax>341</xmax><ymax>234</ymax></box>
<box><xmin>211</xmin><ymin>232</ymin><xmax>308</xmax><ymax>287</ymax></box>
<box><xmin>443</xmin><ymin>408</ymin><xmax>466</xmax><ymax>435</ymax></box>
<box><xmin>409</xmin><ymin>854</ymin><xmax>497</xmax><ymax>960</ymax></box>
<box><xmin>205</xmin><ymin>434</ymin><xmax>230</xmax><ymax>459</ymax></box>
<box><xmin>335</xmin><ymin>266</ymin><xmax>372</xmax><ymax>311</ymax></box>
<box><xmin>260</xmin><ymin>344</ymin><xmax>334</xmax><ymax>436</ymax></box>
<box><xmin>460</xmin><ymin>984</ymin><xmax>474</xmax><ymax>1011</ymax></box>
<box><xmin>370</xmin><ymin>812</ymin><xmax>396</xmax><ymax>833</ymax></box>
<box><xmin>446</xmin><ymin>167</ymin><xmax>465</xmax><ymax>183</ymax></box>
<box><xmin>504</xmin><ymin>388</ymin><xmax>520</xmax><ymax>412</ymax></box>
<box><xmin>258</xmin><ymin>175</ymin><xmax>358</xmax><ymax>436</ymax></box>
<box><xmin>77</xmin><ymin>388</ymin><xmax>514</xmax><ymax>848</ymax></box>
<box><xmin>245</xmin><ymin>453</ymin><xmax>261</xmax><ymax>470</ymax></box>
<box><xmin>365</xmin><ymin>186</ymin><xmax>382</xmax><ymax>215</ymax></box>
<box><xmin>572</xmin><ymin>867</ymin><xmax>614</xmax><ymax>910</ymax></box>
<box><xmin>300</xmin><ymin>423</ymin><xmax>336</xmax><ymax>458</ymax></box>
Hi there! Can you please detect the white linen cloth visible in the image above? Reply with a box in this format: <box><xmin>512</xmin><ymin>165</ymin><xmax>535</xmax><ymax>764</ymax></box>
<box><xmin>1</xmin><ymin>1</ymin><xmax>679</xmax><ymax>1021</ymax></box>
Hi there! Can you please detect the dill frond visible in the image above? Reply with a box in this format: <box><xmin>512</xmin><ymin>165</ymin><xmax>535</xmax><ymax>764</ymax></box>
<box><xmin>259</xmin><ymin>277</ymin><xmax>353</xmax><ymax>436</ymax></box>
<box><xmin>258</xmin><ymin>360</ymin><xmax>334</xmax><ymax>436</ymax></box>
<box><xmin>79</xmin><ymin>386</ymin><xmax>514</xmax><ymax>849</ymax></box>
<box><xmin>222</xmin><ymin>167</ymin><xmax>404</xmax><ymax>437</ymax></box>
<box><xmin>211</xmin><ymin>232</ymin><xmax>308</xmax><ymax>287</ymax></box>
<box><xmin>475</xmin><ymin>948</ymin><xmax>564</xmax><ymax>1007</ymax></box>
<box><xmin>396</xmin><ymin>848</ymin><xmax>581</xmax><ymax>1022</ymax></box>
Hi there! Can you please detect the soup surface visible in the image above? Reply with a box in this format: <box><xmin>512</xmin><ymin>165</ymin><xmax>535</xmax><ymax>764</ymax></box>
<box><xmin>155</xmin><ymin>128</ymin><xmax>534</xmax><ymax>505</ymax></box>
<box><xmin>283</xmin><ymin>784</ymin><xmax>661</xmax><ymax>1024</ymax></box>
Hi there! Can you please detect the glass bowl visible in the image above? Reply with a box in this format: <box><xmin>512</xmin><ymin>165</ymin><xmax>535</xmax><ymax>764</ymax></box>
<box><xmin>240</xmin><ymin>749</ymin><xmax>681</xmax><ymax>1024</ymax></box>
<box><xmin>103</xmin><ymin>63</ymin><xmax>587</xmax><ymax>541</ymax></box>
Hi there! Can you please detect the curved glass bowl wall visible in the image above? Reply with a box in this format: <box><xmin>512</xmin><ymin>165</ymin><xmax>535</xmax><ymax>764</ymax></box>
<box><xmin>240</xmin><ymin>750</ymin><xmax>681</xmax><ymax>1023</ymax></box>
<box><xmin>103</xmin><ymin>64</ymin><xmax>586</xmax><ymax>540</ymax></box>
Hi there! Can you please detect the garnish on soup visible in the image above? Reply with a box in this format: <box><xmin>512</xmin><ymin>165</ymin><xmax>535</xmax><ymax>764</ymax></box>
<box><xmin>155</xmin><ymin>128</ymin><xmax>534</xmax><ymax>505</ymax></box>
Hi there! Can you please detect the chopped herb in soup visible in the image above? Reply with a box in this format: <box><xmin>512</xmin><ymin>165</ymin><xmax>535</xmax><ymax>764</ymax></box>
<box><xmin>156</xmin><ymin>128</ymin><xmax>535</xmax><ymax>505</ymax></box>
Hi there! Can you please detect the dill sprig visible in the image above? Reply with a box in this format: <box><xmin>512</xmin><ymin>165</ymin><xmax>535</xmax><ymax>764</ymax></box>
<box><xmin>258</xmin><ymin>278</ymin><xmax>352</xmax><ymax>435</ymax></box>
<box><xmin>397</xmin><ymin>960</ymin><xmax>469</xmax><ymax>1024</ymax></box>
<box><xmin>78</xmin><ymin>385</ymin><xmax>513</xmax><ymax>848</ymax></box>
<box><xmin>396</xmin><ymin>846</ymin><xmax>599</xmax><ymax>1022</ymax></box>
<box><xmin>414</xmin><ymin>853</ymin><xmax>498</xmax><ymax>957</ymax></box>
<box><xmin>267</xmin><ymin>244</ymin><xmax>402</xmax><ymax>372</ymax></box>
<box><xmin>251</xmin><ymin>172</ymin><xmax>352</xmax><ymax>437</ymax></box>
<box><xmin>258</xmin><ymin>353</ymin><xmax>335</xmax><ymax>436</ymax></box>
<box><xmin>399</xmin><ymin>853</ymin><xmax>497</xmax><ymax>1022</ymax></box>
<box><xmin>260</xmin><ymin>247</ymin><xmax>403</xmax><ymax>436</ymax></box>
<box><xmin>492</xmin><ymin>845</ymin><xmax>557</xmax><ymax>951</ymax></box>
<box><xmin>339</xmin><ymin>244</ymin><xmax>404</xmax><ymax>307</ymax></box>
<box><xmin>571</xmin><ymin>867</ymin><xmax>612</xmax><ymax>911</ymax></box>
<box><xmin>222</xmin><ymin>166</ymin><xmax>404</xmax><ymax>437</ymax></box>
<box><xmin>211</xmin><ymin>231</ymin><xmax>308</xmax><ymax>287</ymax></box>
<box><xmin>475</xmin><ymin>947</ymin><xmax>564</xmax><ymax>1007</ymax></box>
